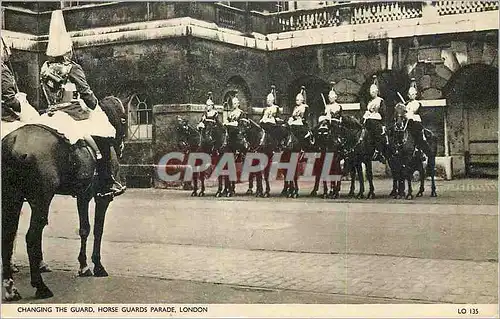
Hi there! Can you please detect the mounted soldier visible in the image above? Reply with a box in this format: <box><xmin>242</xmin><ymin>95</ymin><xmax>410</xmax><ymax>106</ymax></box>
<box><xmin>197</xmin><ymin>91</ymin><xmax>221</xmax><ymax>130</ymax></box>
<box><xmin>39</xmin><ymin>10</ymin><xmax>125</xmax><ymax>197</ymax></box>
<box><xmin>223</xmin><ymin>92</ymin><xmax>247</xmax><ymax>145</ymax></box>
<box><xmin>324</xmin><ymin>82</ymin><xmax>343</xmax><ymax>123</ymax></box>
<box><xmin>1</xmin><ymin>37</ymin><xmax>40</xmax><ymax>138</ymax></box>
<box><xmin>360</xmin><ymin>75</ymin><xmax>388</xmax><ymax>163</ymax></box>
<box><xmin>405</xmin><ymin>78</ymin><xmax>431</xmax><ymax>159</ymax></box>
<box><xmin>288</xmin><ymin>86</ymin><xmax>313</xmax><ymax>145</ymax></box>
<box><xmin>259</xmin><ymin>85</ymin><xmax>282</xmax><ymax>140</ymax></box>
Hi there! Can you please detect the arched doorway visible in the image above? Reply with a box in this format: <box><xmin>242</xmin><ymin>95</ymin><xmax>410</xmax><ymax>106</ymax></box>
<box><xmin>287</xmin><ymin>76</ymin><xmax>330</xmax><ymax>128</ymax></box>
<box><xmin>443</xmin><ymin>64</ymin><xmax>498</xmax><ymax>176</ymax></box>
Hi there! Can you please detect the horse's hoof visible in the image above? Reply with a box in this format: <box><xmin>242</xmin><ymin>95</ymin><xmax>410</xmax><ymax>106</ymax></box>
<box><xmin>406</xmin><ymin>194</ymin><xmax>414</xmax><ymax>200</ymax></box>
<box><xmin>293</xmin><ymin>193</ymin><xmax>299</xmax><ymax>198</ymax></box>
<box><xmin>333</xmin><ymin>192</ymin><xmax>339</xmax><ymax>199</ymax></box>
<box><xmin>389</xmin><ymin>190</ymin><xmax>397</xmax><ymax>197</ymax></box>
<box><xmin>35</xmin><ymin>286</ymin><xmax>53</xmax><ymax>299</ymax></box>
<box><xmin>430</xmin><ymin>192</ymin><xmax>437</xmax><ymax>197</ymax></box>
<box><xmin>347</xmin><ymin>192</ymin><xmax>355</xmax><ymax>198</ymax></box>
<box><xmin>78</xmin><ymin>268</ymin><xmax>93</xmax><ymax>277</ymax></box>
<box><xmin>93</xmin><ymin>266</ymin><xmax>108</xmax><ymax>277</ymax></box>
<box><xmin>39</xmin><ymin>263</ymin><xmax>52</xmax><ymax>273</ymax></box>
<box><xmin>190</xmin><ymin>191</ymin><xmax>197</xmax><ymax>197</ymax></box>
<box><xmin>4</xmin><ymin>290</ymin><xmax>22</xmax><ymax>302</ymax></box>
<box><xmin>356</xmin><ymin>193</ymin><xmax>364</xmax><ymax>199</ymax></box>
<box><xmin>310</xmin><ymin>191</ymin><xmax>317</xmax><ymax>197</ymax></box>
<box><xmin>246</xmin><ymin>189</ymin><xmax>253</xmax><ymax>195</ymax></box>
<box><xmin>215</xmin><ymin>192</ymin><xmax>221</xmax><ymax>198</ymax></box>
<box><xmin>10</xmin><ymin>264</ymin><xmax>19</xmax><ymax>274</ymax></box>
<box><xmin>198</xmin><ymin>192</ymin><xmax>205</xmax><ymax>197</ymax></box>
<box><xmin>416</xmin><ymin>192</ymin><xmax>423</xmax><ymax>197</ymax></box>
<box><xmin>322</xmin><ymin>193</ymin><xmax>329</xmax><ymax>199</ymax></box>
<box><xmin>367</xmin><ymin>192</ymin><xmax>375</xmax><ymax>199</ymax></box>
<box><xmin>263</xmin><ymin>192</ymin><xmax>270</xmax><ymax>198</ymax></box>
<box><xmin>226</xmin><ymin>192</ymin><xmax>233</xmax><ymax>198</ymax></box>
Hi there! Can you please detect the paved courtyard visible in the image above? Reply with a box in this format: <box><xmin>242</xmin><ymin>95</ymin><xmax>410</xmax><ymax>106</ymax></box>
<box><xmin>4</xmin><ymin>178</ymin><xmax>498</xmax><ymax>304</ymax></box>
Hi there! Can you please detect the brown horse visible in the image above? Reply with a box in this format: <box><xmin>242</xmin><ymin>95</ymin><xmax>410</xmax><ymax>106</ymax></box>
<box><xmin>2</xmin><ymin>96</ymin><xmax>127</xmax><ymax>300</ymax></box>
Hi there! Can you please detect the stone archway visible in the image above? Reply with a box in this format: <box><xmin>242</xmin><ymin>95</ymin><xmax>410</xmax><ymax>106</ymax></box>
<box><xmin>221</xmin><ymin>75</ymin><xmax>252</xmax><ymax>112</ymax></box>
<box><xmin>443</xmin><ymin>63</ymin><xmax>498</xmax><ymax>176</ymax></box>
<box><xmin>287</xmin><ymin>75</ymin><xmax>330</xmax><ymax>128</ymax></box>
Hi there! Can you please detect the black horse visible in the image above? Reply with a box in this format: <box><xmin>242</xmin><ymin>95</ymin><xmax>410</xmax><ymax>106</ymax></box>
<box><xmin>2</xmin><ymin>96</ymin><xmax>127</xmax><ymax>301</ymax></box>
<box><xmin>310</xmin><ymin>118</ymin><xmax>343</xmax><ymax>199</ymax></box>
<box><xmin>175</xmin><ymin>117</ymin><xmax>206</xmax><ymax>196</ymax></box>
<box><xmin>238</xmin><ymin>118</ymin><xmax>290</xmax><ymax>197</ymax></box>
<box><xmin>388</xmin><ymin>103</ymin><xmax>438</xmax><ymax>199</ymax></box>
<box><xmin>278</xmin><ymin>123</ymin><xmax>316</xmax><ymax>198</ymax></box>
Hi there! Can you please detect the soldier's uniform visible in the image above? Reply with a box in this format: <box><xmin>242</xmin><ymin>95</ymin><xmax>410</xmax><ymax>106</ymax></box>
<box><xmin>288</xmin><ymin>86</ymin><xmax>312</xmax><ymax>144</ymax></box>
<box><xmin>1</xmin><ymin>37</ymin><xmax>39</xmax><ymax>138</ymax></box>
<box><xmin>260</xmin><ymin>85</ymin><xmax>281</xmax><ymax>132</ymax></box>
<box><xmin>40</xmin><ymin>10</ymin><xmax>124</xmax><ymax>197</ymax></box>
<box><xmin>405</xmin><ymin>79</ymin><xmax>431</xmax><ymax>157</ymax></box>
<box><xmin>197</xmin><ymin>92</ymin><xmax>221</xmax><ymax>130</ymax></box>
<box><xmin>323</xmin><ymin>84</ymin><xmax>343</xmax><ymax>123</ymax></box>
<box><xmin>223</xmin><ymin>95</ymin><xmax>246</xmax><ymax>146</ymax></box>
<box><xmin>361</xmin><ymin>75</ymin><xmax>388</xmax><ymax>163</ymax></box>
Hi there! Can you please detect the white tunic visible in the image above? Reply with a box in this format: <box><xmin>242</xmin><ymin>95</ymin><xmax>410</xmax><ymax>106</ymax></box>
<box><xmin>363</xmin><ymin>97</ymin><xmax>383</xmax><ymax>120</ymax></box>
<box><xmin>288</xmin><ymin>103</ymin><xmax>308</xmax><ymax>126</ymax></box>
<box><xmin>225</xmin><ymin>108</ymin><xmax>243</xmax><ymax>127</ymax></box>
<box><xmin>260</xmin><ymin>105</ymin><xmax>279</xmax><ymax>124</ymax></box>
<box><xmin>405</xmin><ymin>100</ymin><xmax>422</xmax><ymax>122</ymax></box>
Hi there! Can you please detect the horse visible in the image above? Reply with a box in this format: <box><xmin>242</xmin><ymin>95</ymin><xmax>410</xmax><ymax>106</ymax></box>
<box><xmin>174</xmin><ymin>117</ymin><xmax>206</xmax><ymax>196</ymax></box>
<box><xmin>2</xmin><ymin>96</ymin><xmax>127</xmax><ymax>301</ymax></box>
<box><xmin>278</xmin><ymin>123</ymin><xmax>316</xmax><ymax>198</ymax></box>
<box><xmin>310</xmin><ymin>118</ymin><xmax>342</xmax><ymax>199</ymax></box>
<box><xmin>388</xmin><ymin>103</ymin><xmax>438</xmax><ymax>199</ymax></box>
<box><xmin>325</xmin><ymin>115</ymin><xmax>365</xmax><ymax>198</ymax></box>
<box><xmin>238</xmin><ymin>118</ymin><xmax>289</xmax><ymax>197</ymax></box>
<box><xmin>219</xmin><ymin>120</ymin><xmax>249</xmax><ymax>197</ymax></box>
<box><xmin>197</xmin><ymin>118</ymin><xmax>228</xmax><ymax>197</ymax></box>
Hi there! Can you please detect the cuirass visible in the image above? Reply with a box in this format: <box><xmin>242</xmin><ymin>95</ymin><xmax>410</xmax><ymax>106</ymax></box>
<box><xmin>367</xmin><ymin>97</ymin><xmax>383</xmax><ymax>113</ymax></box>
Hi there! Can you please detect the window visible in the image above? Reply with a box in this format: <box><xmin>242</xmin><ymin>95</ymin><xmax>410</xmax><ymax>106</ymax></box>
<box><xmin>127</xmin><ymin>93</ymin><xmax>152</xmax><ymax>140</ymax></box>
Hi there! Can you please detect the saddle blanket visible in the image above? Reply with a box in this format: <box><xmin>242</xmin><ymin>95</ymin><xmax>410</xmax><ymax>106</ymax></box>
<box><xmin>2</xmin><ymin>103</ymin><xmax>115</xmax><ymax>144</ymax></box>
<box><xmin>2</xmin><ymin>112</ymin><xmax>83</xmax><ymax>144</ymax></box>
<box><xmin>288</xmin><ymin>118</ymin><xmax>304</xmax><ymax>126</ymax></box>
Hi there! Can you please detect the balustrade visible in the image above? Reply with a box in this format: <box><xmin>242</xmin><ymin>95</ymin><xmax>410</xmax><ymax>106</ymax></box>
<box><xmin>436</xmin><ymin>1</ymin><xmax>499</xmax><ymax>16</ymax></box>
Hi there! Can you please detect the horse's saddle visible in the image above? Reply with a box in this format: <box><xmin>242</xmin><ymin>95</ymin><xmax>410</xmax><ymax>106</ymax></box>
<box><xmin>45</xmin><ymin>100</ymin><xmax>90</xmax><ymax>121</ymax></box>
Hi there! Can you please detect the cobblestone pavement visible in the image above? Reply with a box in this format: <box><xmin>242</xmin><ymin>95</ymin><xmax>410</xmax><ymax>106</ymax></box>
<box><xmin>8</xmin><ymin>178</ymin><xmax>499</xmax><ymax>304</ymax></box>
<box><xmin>13</xmin><ymin>237</ymin><xmax>498</xmax><ymax>304</ymax></box>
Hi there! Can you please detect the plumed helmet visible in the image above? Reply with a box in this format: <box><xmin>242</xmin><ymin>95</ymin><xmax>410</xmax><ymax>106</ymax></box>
<box><xmin>46</xmin><ymin>10</ymin><xmax>73</xmax><ymax>57</ymax></box>
<box><xmin>296</xmin><ymin>86</ymin><xmax>306</xmax><ymax>103</ymax></box>
<box><xmin>232</xmin><ymin>95</ymin><xmax>240</xmax><ymax>107</ymax></box>
<box><xmin>408</xmin><ymin>78</ymin><xmax>418</xmax><ymax>96</ymax></box>
<box><xmin>266</xmin><ymin>85</ymin><xmax>276</xmax><ymax>103</ymax></box>
<box><xmin>206</xmin><ymin>92</ymin><xmax>214</xmax><ymax>106</ymax></box>
<box><xmin>369</xmin><ymin>75</ymin><xmax>379</xmax><ymax>94</ymax></box>
<box><xmin>328</xmin><ymin>81</ymin><xmax>338</xmax><ymax>101</ymax></box>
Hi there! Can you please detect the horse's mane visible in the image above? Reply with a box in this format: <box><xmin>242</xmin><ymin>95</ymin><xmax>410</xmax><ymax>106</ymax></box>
<box><xmin>99</xmin><ymin>96</ymin><xmax>126</xmax><ymax>130</ymax></box>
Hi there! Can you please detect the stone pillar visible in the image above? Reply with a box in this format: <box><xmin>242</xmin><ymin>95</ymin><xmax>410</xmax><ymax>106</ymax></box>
<box><xmin>387</xmin><ymin>38</ymin><xmax>393</xmax><ymax>70</ymax></box>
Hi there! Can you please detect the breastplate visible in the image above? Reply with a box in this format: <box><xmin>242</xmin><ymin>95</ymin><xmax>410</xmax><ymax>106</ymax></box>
<box><xmin>367</xmin><ymin>97</ymin><xmax>382</xmax><ymax>113</ymax></box>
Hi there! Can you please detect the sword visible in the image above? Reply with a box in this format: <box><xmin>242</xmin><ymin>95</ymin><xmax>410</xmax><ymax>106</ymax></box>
<box><xmin>321</xmin><ymin>93</ymin><xmax>327</xmax><ymax>108</ymax></box>
<box><xmin>397</xmin><ymin>92</ymin><xmax>406</xmax><ymax>104</ymax></box>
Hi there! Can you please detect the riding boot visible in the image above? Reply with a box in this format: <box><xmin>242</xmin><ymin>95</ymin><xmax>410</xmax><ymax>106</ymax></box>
<box><xmin>93</xmin><ymin>136</ymin><xmax>126</xmax><ymax>197</ymax></box>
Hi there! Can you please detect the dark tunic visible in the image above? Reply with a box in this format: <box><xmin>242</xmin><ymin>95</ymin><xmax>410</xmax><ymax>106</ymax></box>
<box><xmin>1</xmin><ymin>62</ymin><xmax>21</xmax><ymax>121</ymax></box>
<box><xmin>68</xmin><ymin>62</ymin><xmax>98</xmax><ymax>110</ymax></box>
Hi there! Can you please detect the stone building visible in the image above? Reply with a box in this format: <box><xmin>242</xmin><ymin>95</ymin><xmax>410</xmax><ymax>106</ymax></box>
<box><xmin>1</xmin><ymin>1</ymin><xmax>498</xmax><ymax>186</ymax></box>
